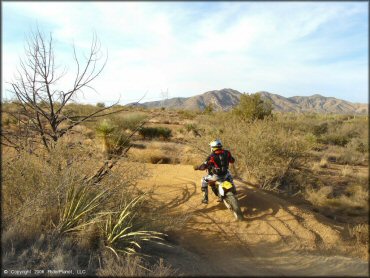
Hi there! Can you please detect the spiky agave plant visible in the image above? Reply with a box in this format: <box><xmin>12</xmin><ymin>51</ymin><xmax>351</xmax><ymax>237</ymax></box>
<box><xmin>103</xmin><ymin>195</ymin><xmax>168</xmax><ymax>259</ymax></box>
<box><xmin>56</xmin><ymin>183</ymin><xmax>108</xmax><ymax>235</ymax></box>
<box><xmin>96</xmin><ymin>118</ymin><xmax>131</xmax><ymax>158</ymax></box>
<box><xmin>96</xmin><ymin>119</ymin><xmax>116</xmax><ymax>157</ymax></box>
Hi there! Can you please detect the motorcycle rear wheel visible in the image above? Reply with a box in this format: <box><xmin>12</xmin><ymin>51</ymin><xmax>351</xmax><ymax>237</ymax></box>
<box><xmin>225</xmin><ymin>192</ymin><xmax>243</xmax><ymax>221</ymax></box>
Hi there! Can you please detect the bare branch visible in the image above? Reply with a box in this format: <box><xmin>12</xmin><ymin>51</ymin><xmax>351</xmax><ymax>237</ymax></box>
<box><xmin>3</xmin><ymin>29</ymin><xmax>120</xmax><ymax>152</ymax></box>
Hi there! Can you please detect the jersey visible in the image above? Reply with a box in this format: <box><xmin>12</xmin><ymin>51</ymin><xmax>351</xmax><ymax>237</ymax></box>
<box><xmin>205</xmin><ymin>149</ymin><xmax>235</xmax><ymax>176</ymax></box>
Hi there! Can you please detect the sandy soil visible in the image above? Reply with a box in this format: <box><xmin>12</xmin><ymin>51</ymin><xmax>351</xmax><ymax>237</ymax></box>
<box><xmin>136</xmin><ymin>163</ymin><xmax>369</xmax><ymax>276</ymax></box>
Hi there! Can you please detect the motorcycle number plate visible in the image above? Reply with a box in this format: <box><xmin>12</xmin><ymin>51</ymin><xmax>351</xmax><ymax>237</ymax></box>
<box><xmin>222</xmin><ymin>181</ymin><xmax>233</xmax><ymax>190</ymax></box>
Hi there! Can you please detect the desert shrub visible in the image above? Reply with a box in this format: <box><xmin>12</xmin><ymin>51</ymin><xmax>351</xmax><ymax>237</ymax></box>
<box><xmin>276</xmin><ymin>113</ymin><xmax>317</xmax><ymax>134</ymax></box>
<box><xmin>177</xmin><ymin>109</ymin><xmax>197</xmax><ymax>120</ymax></box>
<box><xmin>341</xmin><ymin>165</ymin><xmax>352</xmax><ymax>177</ymax></box>
<box><xmin>313</xmin><ymin>122</ymin><xmax>328</xmax><ymax>136</ymax></box>
<box><xmin>150</xmin><ymin>154</ymin><xmax>172</xmax><ymax>164</ymax></box>
<box><xmin>1</xmin><ymin>112</ymin><xmax>17</xmax><ymax>126</ymax></box>
<box><xmin>315</xmin><ymin>117</ymin><xmax>367</xmax><ymax>151</ymax></box>
<box><xmin>347</xmin><ymin>137</ymin><xmax>368</xmax><ymax>154</ymax></box>
<box><xmin>317</xmin><ymin>133</ymin><xmax>350</xmax><ymax>146</ymax></box>
<box><xmin>203</xmin><ymin>104</ymin><xmax>214</xmax><ymax>114</ymax></box>
<box><xmin>97</xmin><ymin>253</ymin><xmax>178</xmax><ymax>277</ymax></box>
<box><xmin>348</xmin><ymin>224</ymin><xmax>369</xmax><ymax>245</ymax></box>
<box><xmin>110</xmin><ymin>113</ymin><xmax>148</xmax><ymax>131</ymax></box>
<box><xmin>139</xmin><ymin>127</ymin><xmax>172</xmax><ymax>140</ymax></box>
<box><xmin>335</xmin><ymin>119</ymin><xmax>367</xmax><ymax>139</ymax></box>
<box><xmin>96</xmin><ymin>119</ymin><xmax>130</xmax><ymax>158</ymax></box>
<box><xmin>2</xmin><ymin>143</ymin><xmax>177</xmax><ymax>274</ymax></box>
<box><xmin>319</xmin><ymin>157</ymin><xmax>329</xmax><ymax>168</ymax></box>
<box><xmin>194</xmin><ymin>114</ymin><xmax>311</xmax><ymax>190</ymax></box>
<box><xmin>96</xmin><ymin>102</ymin><xmax>105</xmax><ymax>108</ymax></box>
<box><xmin>184</xmin><ymin>123</ymin><xmax>201</xmax><ymax>137</ymax></box>
<box><xmin>305</xmin><ymin>183</ymin><xmax>368</xmax><ymax>216</ymax></box>
<box><xmin>320</xmin><ymin>144</ymin><xmax>368</xmax><ymax>166</ymax></box>
<box><xmin>158</xmin><ymin>127</ymin><xmax>172</xmax><ymax>139</ymax></box>
<box><xmin>103</xmin><ymin>195</ymin><xmax>167</xmax><ymax>258</ymax></box>
<box><xmin>185</xmin><ymin>123</ymin><xmax>197</xmax><ymax>133</ymax></box>
<box><xmin>305</xmin><ymin>132</ymin><xmax>324</xmax><ymax>152</ymax></box>
<box><xmin>232</xmin><ymin>93</ymin><xmax>273</xmax><ymax>122</ymax></box>
<box><xmin>311</xmin><ymin>157</ymin><xmax>329</xmax><ymax>172</ymax></box>
<box><xmin>336</xmin><ymin>150</ymin><xmax>367</xmax><ymax>166</ymax></box>
<box><xmin>127</xmin><ymin>142</ymin><xmax>181</xmax><ymax>164</ymax></box>
<box><xmin>64</xmin><ymin>103</ymin><xmax>101</xmax><ymax>118</ymax></box>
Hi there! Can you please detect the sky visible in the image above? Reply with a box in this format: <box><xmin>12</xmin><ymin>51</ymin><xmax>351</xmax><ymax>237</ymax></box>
<box><xmin>2</xmin><ymin>1</ymin><xmax>369</xmax><ymax>105</ymax></box>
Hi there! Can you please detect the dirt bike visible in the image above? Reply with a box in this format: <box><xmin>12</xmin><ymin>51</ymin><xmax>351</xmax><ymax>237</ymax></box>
<box><xmin>196</xmin><ymin>165</ymin><xmax>243</xmax><ymax>221</ymax></box>
<box><xmin>210</xmin><ymin>177</ymin><xmax>244</xmax><ymax>221</ymax></box>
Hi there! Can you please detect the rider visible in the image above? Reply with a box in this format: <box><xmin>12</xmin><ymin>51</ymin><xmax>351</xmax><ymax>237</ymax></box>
<box><xmin>194</xmin><ymin>139</ymin><xmax>236</xmax><ymax>204</ymax></box>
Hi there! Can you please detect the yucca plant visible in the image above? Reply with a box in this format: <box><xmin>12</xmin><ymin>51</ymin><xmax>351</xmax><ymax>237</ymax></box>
<box><xmin>103</xmin><ymin>195</ymin><xmax>167</xmax><ymax>259</ymax></box>
<box><xmin>96</xmin><ymin>119</ymin><xmax>116</xmax><ymax>156</ymax></box>
<box><xmin>96</xmin><ymin>119</ymin><xmax>131</xmax><ymax>158</ymax></box>
<box><xmin>56</xmin><ymin>183</ymin><xmax>108</xmax><ymax>235</ymax></box>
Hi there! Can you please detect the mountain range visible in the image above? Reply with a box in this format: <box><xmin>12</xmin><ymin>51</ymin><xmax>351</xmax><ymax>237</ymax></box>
<box><xmin>128</xmin><ymin>88</ymin><xmax>368</xmax><ymax>115</ymax></box>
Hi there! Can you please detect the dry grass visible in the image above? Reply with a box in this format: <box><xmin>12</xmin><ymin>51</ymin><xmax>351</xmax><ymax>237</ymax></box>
<box><xmin>321</xmin><ymin>145</ymin><xmax>368</xmax><ymax>166</ymax></box>
<box><xmin>344</xmin><ymin>224</ymin><xmax>369</xmax><ymax>260</ymax></box>
<box><xmin>305</xmin><ymin>183</ymin><xmax>368</xmax><ymax>216</ymax></box>
<box><xmin>319</xmin><ymin>157</ymin><xmax>329</xmax><ymax>168</ymax></box>
<box><xmin>1</xmin><ymin>140</ymin><xmax>180</xmax><ymax>274</ymax></box>
<box><xmin>3</xmin><ymin>105</ymin><xmax>368</xmax><ymax>272</ymax></box>
<box><xmin>129</xmin><ymin>148</ymin><xmax>172</xmax><ymax>164</ymax></box>
<box><xmin>97</xmin><ymin>252</ymin><xmax>178</xmax><ymax>277</ymax></box>
<box><xmin>348</xmin><ymin>224</ymin><xmax>369</xmax><ymax>245</ymax></box>
<box><xmin>311</xmin><ymin>162</ymin><xmax>321</xmax><ymax>172</ymax></box>
<box><xmin>128</xmin><ymin>141</ymin><xmax>202</xmax><ymax>165</ymax></box>
<box><xmin>311</xmin><ymin>157</ymin><xmax>329</xmax><ymax>172</ymax></box>
<box><xmin>193</xmin><ymin>114</ymin><xmax>312</xmax><ymax>191</ymax></box>
<box><xmin>340</xmin><ymin>165</ymin><xmax>352</xmax><ymax>177</ymax></box>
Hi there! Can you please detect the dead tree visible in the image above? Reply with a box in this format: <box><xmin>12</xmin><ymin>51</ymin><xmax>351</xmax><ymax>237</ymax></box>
<box><xmin>3</xmin><ymin>29</ymin><xmax>118</xmax><ymax>152</ymax></box>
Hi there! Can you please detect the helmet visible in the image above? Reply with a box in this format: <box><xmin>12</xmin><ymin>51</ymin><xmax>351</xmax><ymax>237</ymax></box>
<box><xmin>209</xmin><ymin>139</ymin><xmax>222</xmax><ymax>151</ymax></box>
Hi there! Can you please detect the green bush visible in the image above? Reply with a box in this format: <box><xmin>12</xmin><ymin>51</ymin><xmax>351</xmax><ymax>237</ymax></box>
<box><xmin>203</xmin><ymin>104</ymin><xmax>214</xmax><ymax>114</ymax></box>
<box><xmin>96</xmin><ymin>119</ymin><xmax>130</xmax><ymax>158</ymax></box>
<box><xmin>177</xmin><ymin>109</ymin><xmax>197</xmax><ymax>120</ymax></box>
<box><xmin>139</xmin><ymin>127</ymin><xmax>172</xmax><ymax>140</ymax></box>
<box><xmin>313</xmin><ymin>122</ymin><xmax>328</xmax><ymax>136</ymax></box>
<box><xmin>64</xmin><ymin>103</ymin><xmax>101</xmax><ymax>118</ymax></box>
<box><xmin>2</xmin><ymin>145</ymin><xmax>175</xmax><ymax>274</ymax></box>
<box><xmin>317</xmin><ymin>134</ymin><xmax>350</xmax><ymax>146</ymax></box>
<box><xmin>110</xmin><ymin>113</ymin><xmax>147</xmax><ymax>131</ymax></box>
<box><xmin>232</xmin><ymin>93</ymin><xmax>273</xmax><ymax>122</ymax></box>
<box><xmin>194</xmin><ymin>114</ymin><xmax>311</xmax><ymax>190</ymax></box>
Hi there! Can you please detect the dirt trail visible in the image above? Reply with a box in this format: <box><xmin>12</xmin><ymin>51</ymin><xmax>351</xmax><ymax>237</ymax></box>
<box><xmin>137</xmin><ymin>163</ymin><xmax>368</xmax><ymax>276</ymax></box>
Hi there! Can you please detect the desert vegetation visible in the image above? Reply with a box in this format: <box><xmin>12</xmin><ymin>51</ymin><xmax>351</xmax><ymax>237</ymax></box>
<box><xmin>1</xmin><ymin>30</ymin><xmax>182</xmax><ymax>276</ymax></box>
<box><xmin>2</xmin><ymin>91</ymin><xmax>368</xmax><ymax>273</ymax></box>
<box><xmin>2</xmin><ymin>141</ymin><xmax>183</xmax><ymax>275</ymax></box>
<box><xmin>2</xmin><ymin>29</ymin><xmax>368</xmax><ymax>275</ymax></box>
<box><xmin>196</xmin><ymin>109</ymin><xmax>368</xmax><ymax>217</ymax></box>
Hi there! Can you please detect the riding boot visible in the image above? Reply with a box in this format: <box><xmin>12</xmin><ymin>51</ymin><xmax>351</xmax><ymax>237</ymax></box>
<box><xmin>202</xmin><ymin>192</ymin><xmax>208</xmax><ymax>204</ymax></box>
<box><xmin>210</xmin><ymin>186</ymin><xmax>221</xmax><ymax>202</ymax></box>
<box><xmin>211</xmin><ymin>185</ymin><xmax>219</xmax><ymax>197</ymax></box>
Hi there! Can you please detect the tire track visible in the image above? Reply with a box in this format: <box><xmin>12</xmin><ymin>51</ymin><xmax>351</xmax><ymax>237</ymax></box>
<box><xmin>135</xmin><ymin>163</ymin><xmax>369</xmax><ymax>276</ymax></box>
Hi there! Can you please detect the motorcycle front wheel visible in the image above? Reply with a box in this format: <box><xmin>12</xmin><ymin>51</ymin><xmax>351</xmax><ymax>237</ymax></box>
<box><xmin>225</xmin><ymin>192</ymin><xmax>243</xmax><ymax>221</ymax></box>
